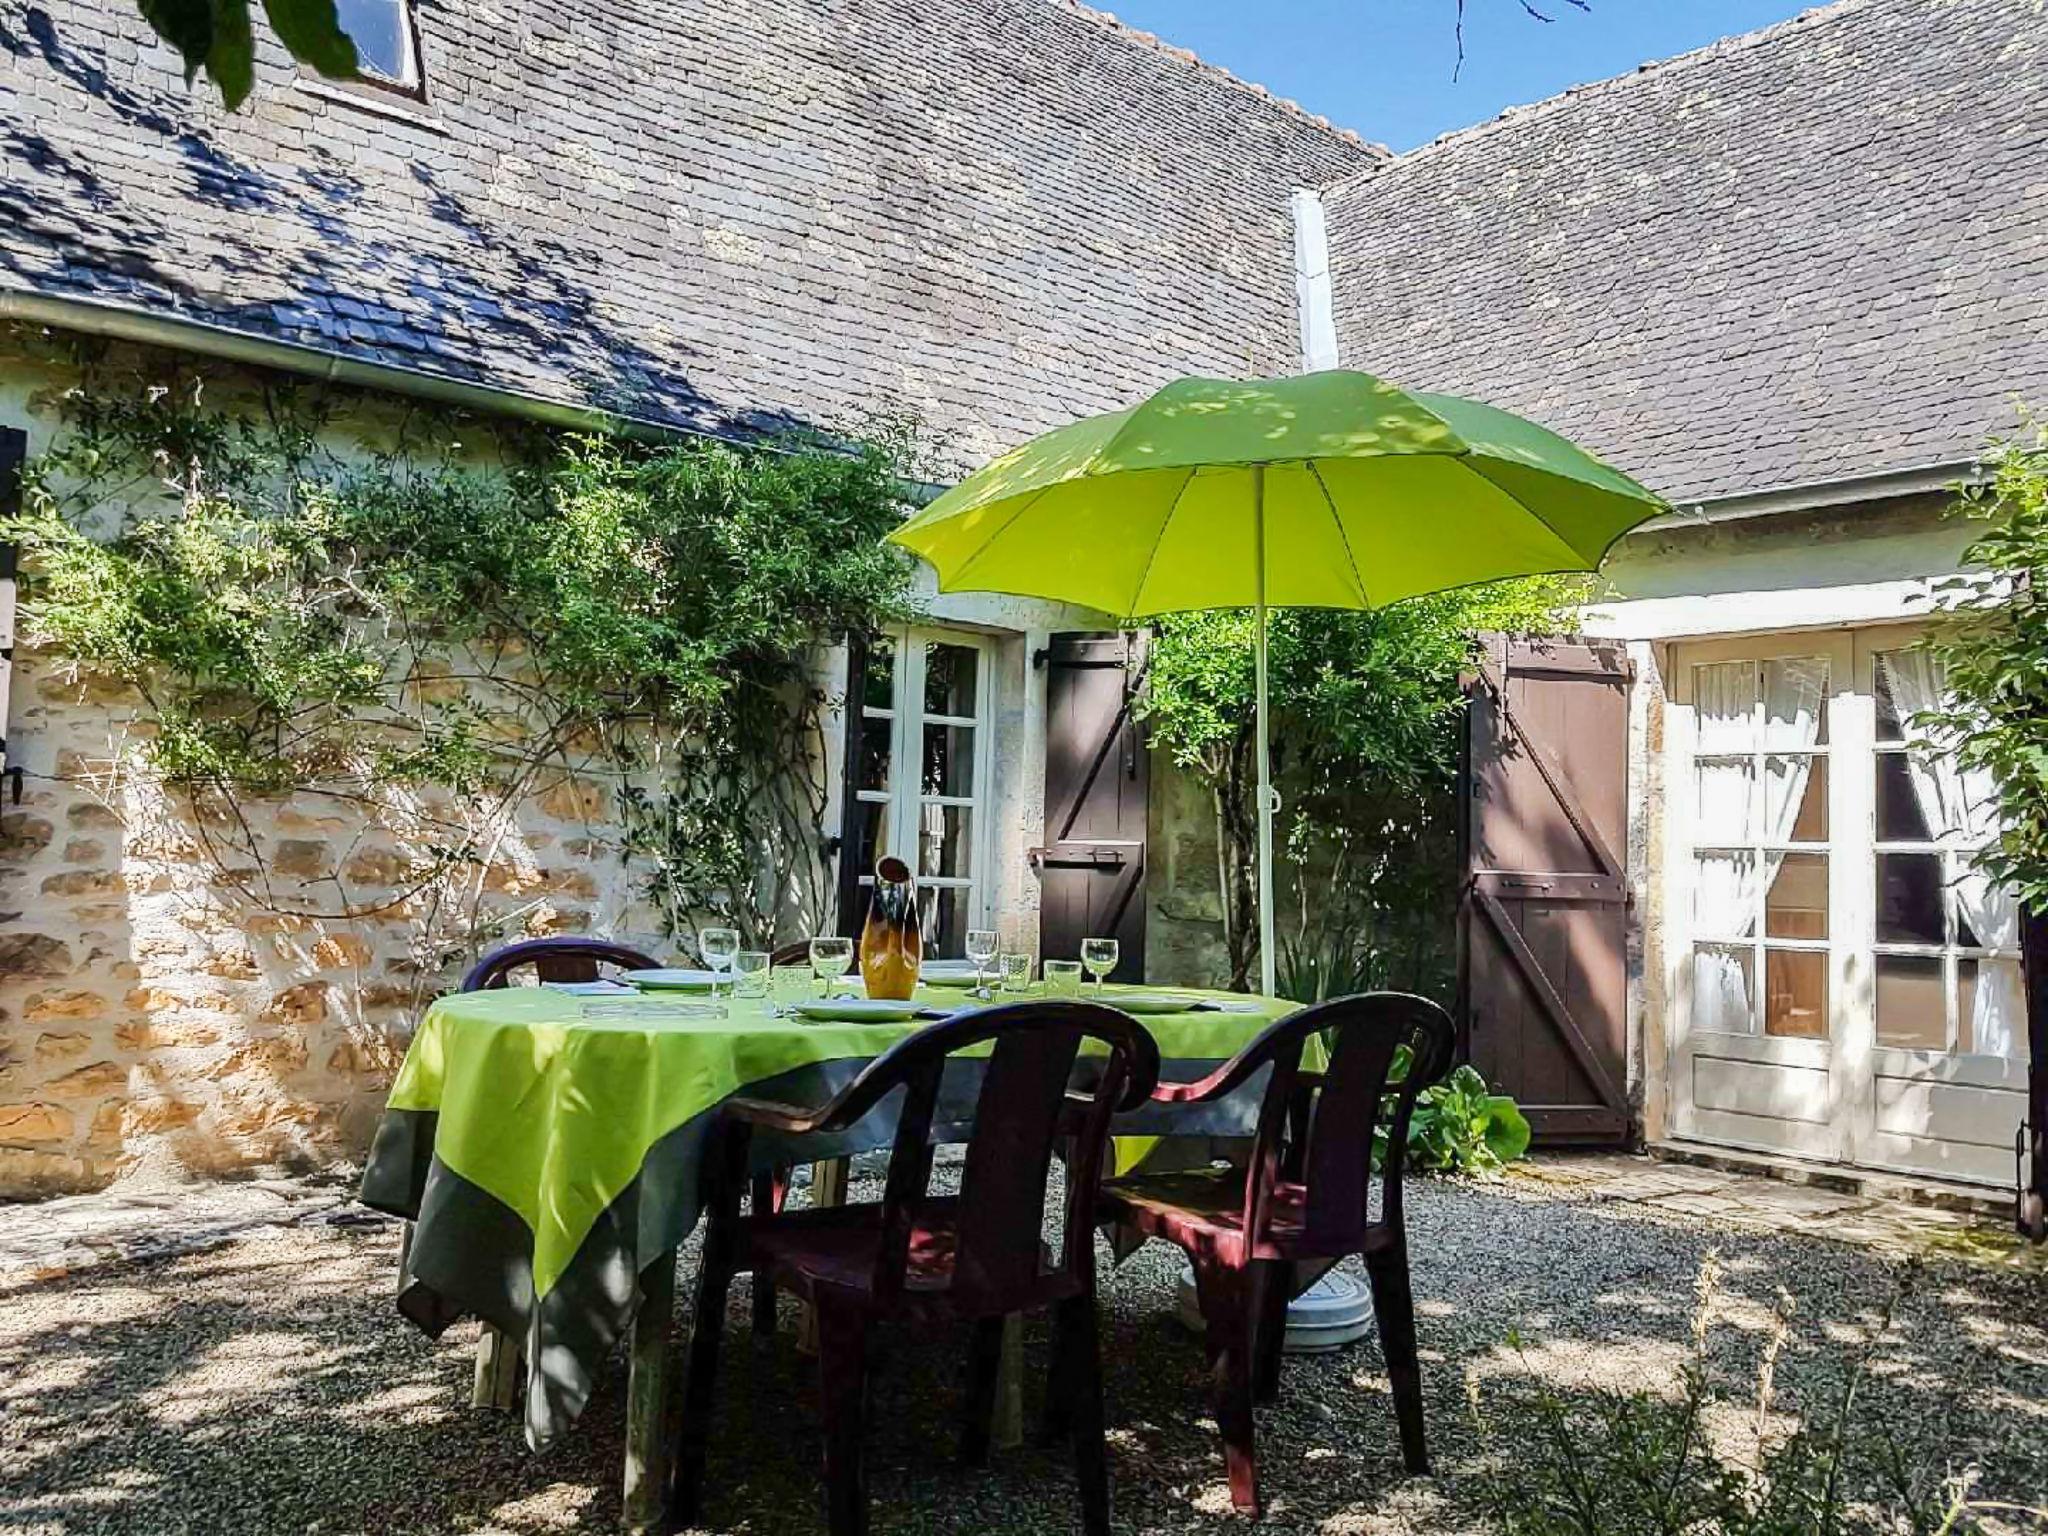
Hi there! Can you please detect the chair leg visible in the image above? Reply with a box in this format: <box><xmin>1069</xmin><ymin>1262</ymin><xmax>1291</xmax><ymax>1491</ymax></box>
<box><xmin>1195</xmin><ymin>1265</ymin><xmax>1260</xmax><ymax>1517</ymax></box>
<box><xmin>750</xmin><ymin>1167</ymin><xmax>789</xmax><ymax>1336</ymax></box>
<box><xmin>1364</xmin><ymin>1246</ymin><xmax>1429</xmax><ymax>1475</ymax></box>
<box><xmin>816</xmin><ymin>1301</ymin><xmax>871</xmax><ymax>1536</ymax></box>
<box><xmin>1253</xmin><ymin>1261</ymin><xmax>1291</xmax><ymax>1405</ymax></box>
<box><xmin>672</xmin><ymin>1241</ymin><xmax>738</xmax><ymax>1522</ymax></box>
<box><xmin>1055</xmin><ymin>1294</ymin><xmax>1111</xmax><ymax>1536</ymax></box>
<box><xmin>960</xmin><ymin>1316</ymin><xmax>1006</xmax><ymax>1466</ymax></box>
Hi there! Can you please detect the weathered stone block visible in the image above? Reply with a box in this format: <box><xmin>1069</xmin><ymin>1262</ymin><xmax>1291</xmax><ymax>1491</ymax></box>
<box><xmin>262</xmin><ymin>982</ymin><xmax>332</xmax><ymax>1028</ymax></box>
<box><xmin>40</xmin><ymin>870</ymin><xmax>121</xmax><ymax>898</ymax></box>
<box><xmin>271</xmin><ymin>838</ymin><xmax>333</xmax><ymax>879</ymax></box>
<box><xmin>310</xmin><ymin>934</ymin><xmax>373</xmax><ymax>969</ymax></box>
<box><xmin>0</xmin><ymin>1146</ymin><xmax>108</xmax><ymax>1196</ymax></box>
<box><xmin>114</xmin><ymin>1016</ymin><xmax>225</xmax><ymax>1051</ymax></box>
<box><xmin>0</xmin><ymin>935</ymin><xmax>74</xmax><ymax>978</ymax></box>
<box><xmin>46</xmin><ymin>1061</ymin><xmax>129</xmax><ymax>1099</ymax></box>
<box><xmin>0</xmin><ymin>814</ymin><xmax>54</xmax><ymax>858</ymax></box>
<box><xmin>538</xmin><ymin>777</ymin><xmax>609</xmax><ymax>822</ymax></box>
<box><xmin>66</xmin><ymin>803</ymin><xmax>123</xmax><ymax>831</ymax></box>
<box><xmin>24</xmin><ymin>990</ymin><xmax>108</xmax><ymax>1024</ymax></box>
<box><xmin>61</xmin><ymin>838</ymin><xmax>107</xmax><ymax>862</ymax></box>
<box><xmin>0</xmin><ymin>1103</ymin><xmax>75</xmax><ymax>1144</ymax></box>
<box><xmin>34</xmin><ymin>1031</ymin><xmax>95</xmax><ymax>1062</ymax></box>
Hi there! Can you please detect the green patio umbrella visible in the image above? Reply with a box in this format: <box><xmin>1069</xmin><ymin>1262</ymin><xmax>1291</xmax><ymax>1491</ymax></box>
<box><xmin>888</xmin><ymin>370</ymin><xmax>1665</xmax><ymax>996</ymax></box>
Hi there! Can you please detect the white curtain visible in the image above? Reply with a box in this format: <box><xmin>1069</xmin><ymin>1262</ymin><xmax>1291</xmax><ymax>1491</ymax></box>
<box><xmin>1877</xmin><ymin>652</ymin><xmax>2022</xmax><ymax>1058</ymax></box>
<box><xmin>1694</xmin><ymin>665</ymin><xmax>1762</xmax><ymax>1032</ymax></box>
<box><xmin>1692</xmin><ymin>661</ymin><xmax>1825</xmax><ymax>1035</ymax></box>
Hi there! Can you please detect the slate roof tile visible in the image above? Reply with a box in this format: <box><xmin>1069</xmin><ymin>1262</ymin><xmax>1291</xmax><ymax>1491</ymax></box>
<box><xmin>1320</xmin><ymin>0</ymin><xmax>2048</xmax><ymax>505</ymax></box>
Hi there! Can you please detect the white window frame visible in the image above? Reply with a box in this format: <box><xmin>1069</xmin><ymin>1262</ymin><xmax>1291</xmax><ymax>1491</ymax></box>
<box><xmin>850</xmin><ymin>627</ymin><xmax>996</xmax><ymax>954</ymax></box>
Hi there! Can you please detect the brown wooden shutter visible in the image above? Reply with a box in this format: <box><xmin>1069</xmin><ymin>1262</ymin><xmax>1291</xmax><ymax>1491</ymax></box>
<box><xmin>1036</xmin><ymin>632</ymin><xmax>1148</xmax><ymax>982</ymax></box>
<box><xmin>1459</xmin><ymin>636</ymin><xmax>1633</xmax><ymax>1146</ymax></box>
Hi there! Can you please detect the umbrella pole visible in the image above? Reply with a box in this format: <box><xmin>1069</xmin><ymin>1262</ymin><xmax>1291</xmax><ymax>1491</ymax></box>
<box><xmin>1254</xmin><ymin>465</ymin><xmax>1277</xmax><ymax>999</ymax></box>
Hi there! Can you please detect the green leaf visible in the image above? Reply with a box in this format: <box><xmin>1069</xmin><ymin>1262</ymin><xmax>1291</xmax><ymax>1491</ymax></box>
<box><xmin>262</xmin><ymin>0</ymin><xmax>359</xmax><ymax>80</ymax></box>
<box><xmin>1479</xmin><ymin>1094</ymin><xmax>1532</xmax><ymax>1165</ymax></box>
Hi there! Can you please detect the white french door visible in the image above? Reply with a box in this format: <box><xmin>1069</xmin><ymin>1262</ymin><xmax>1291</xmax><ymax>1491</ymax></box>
<box><xmin>845</xmin><ymin>628</ymin><xmax>995</xmax><ymax>959</ymax></box>
<box><xmin>1666</xmin><ymin>626</ymin><xmax>2027</xmax><ymax>1185</ymax></box>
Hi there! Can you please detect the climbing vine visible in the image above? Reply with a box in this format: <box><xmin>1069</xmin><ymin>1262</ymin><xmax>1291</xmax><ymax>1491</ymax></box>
<box><xmin>4</xmin><ymin>358</ymin><xmax>920</xmax><ymax>964</ymax></box>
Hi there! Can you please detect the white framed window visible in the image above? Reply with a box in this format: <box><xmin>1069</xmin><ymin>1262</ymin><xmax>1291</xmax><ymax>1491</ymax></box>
<box><xmin>845</xmin><ymin>628</ymin><xmax>995</xmax><ymax>958</ymax></box>
<box><xmin>1687</xmin><ymin>654</ymin><xmax>1832</xmax><ymax>1040</ymax></box>
<box><xmin>1870</xmin><ymin>649</ymin><xmax>2024</xmax><ymax>1058</ymax></box>
<box><xmin>321</xmin><ymin>0</ymin><xmax>426</xmax><ymax>97</ymax></box>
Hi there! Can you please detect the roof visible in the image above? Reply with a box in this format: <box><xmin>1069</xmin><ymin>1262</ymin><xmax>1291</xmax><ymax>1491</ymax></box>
<box><xmin>1320</xmin><ymin>0</ymin><xmax>2048</xmax><ymax>506</ymax></box>
<box><xmin>0</xmin><ymin>0</ymin><xmax>1374</xmax><ymax>464</ymax></box>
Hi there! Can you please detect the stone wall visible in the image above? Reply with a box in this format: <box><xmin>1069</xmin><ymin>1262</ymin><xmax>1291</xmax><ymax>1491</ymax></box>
<box><xmin>0</xmin><ymin>339</ymin><xmax>696</xmax><ymax>1195</ymax></box>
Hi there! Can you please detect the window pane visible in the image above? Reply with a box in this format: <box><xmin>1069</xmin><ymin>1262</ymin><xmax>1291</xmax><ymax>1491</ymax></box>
<box><xmin>1695</xmin><ymin>758</ymin><xmax>1755</xmax><ymax>843</ymax></box>
<box><xmin>1876</xmin><ymin>752</ymin><xmax>1932</xmax><ymax>842</ymax></box>
<box><xmin>335</xmin><ymin>0</ymin><xmax>411</xmax><ymax>81</ymax></box>
<box><xmin>847</xmin><ymin>799</ymin><xmax>886</xmax><ymax>878</ymax></box>
<box><xmin>922</xmin><ymin>724</ymin><xmax>976</xmax><ymax>797</ymax></box>
<box><xmin>1876</xmin><ymin>852</ymin><xmax>1944</xmax><ymax>944</ymax></box>
<box><xmin>917</xmin><ymin>804</ymin><xmax>972</xmax><ymax>879</ymax></box>
<box><xmin>923</xmin><ymin>642</ymin><xmax>980</xmax><ymax>718</ymax></box>
<box><xmin>1764</xmin><ymin>949</ymin><xmax>1827</xmax><ymax>1039</ymax></box>
<box><xmin>1875</xmin><ymin>954</ymin><xmax>1945</xmax><ymax>1049</ymax></box>
<box><xmin>1765</xmin><ymin>853</ymin><xmax>1828</xmax><ymax>939</ymax></box>
<box><xmin>1693</xmin><ymin>852</ymin><xmax>1755</xmax><ymax>939</ymax></box>
<box><xmin>1762</xmin><ymin>658</ymin><xmax>1828</xmax><ymax>747</ymax></box>
<box><xmin>1695</xmin><ymin>663</ymin><xmax>1756</xmax><ymax>753</ymax></box>
<box><xmin>917</xmin><ymin>885</ymin><xmax>971</xmax><ymax>960</ymax></box>
<box><xmin>1768</xmin><ymin>755</ymin><xmax>1827</xmax><ymax>843</ymax></box>
<box><xmin>856</xmin><ymin>722</ymin><xmax>891</xmax><ymax>793</ymax></box>
<box><xmin>861</xmin><ymin>638</ymin><xmax>896</xmax><ymax>712</ymax></box>
<box><xmin>1958</xmin><ymin>958</ymin><xmax>2024</xmax><ymax>1058</ymax></box>
<box><xmin>1874</xmin><ymin>650</ymin><xmax>1936</xmax><ymax>745</ymax></box>
<box><xmin>1692</xmin><ymin>945</ymin><xmax>1755</xmax><ymax>1035</ymax></box>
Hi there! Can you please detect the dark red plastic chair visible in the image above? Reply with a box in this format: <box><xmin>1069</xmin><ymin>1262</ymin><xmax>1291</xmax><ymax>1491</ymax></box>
<box><xmin>673</xmin><ymin>1000</ymin><xmax>1161</xmax><ymax>1536</ymax></box>
<box><xmin>458</xmin><ymin>936</ymin><xmax>659</xmax><ymax>991</ymax></box>
<box><xmin>1097</xmin><ymin>991</ymin><xmax>1454</xmax><ymax>1516</ymax></box>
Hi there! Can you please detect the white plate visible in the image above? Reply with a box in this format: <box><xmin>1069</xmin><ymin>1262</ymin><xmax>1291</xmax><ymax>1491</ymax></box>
<box><xmin>621</xmin><ymin>968</ymin><xmax>721</xmax><ymax>992</ymax></box>
<box><xmin>1110</xmin><ymin>992</ymin><xmax>1200</xmax><ymax>1015</ymax></box>
<box><xmin>544</xmin><ymin>980</ymin><xmax>635</xmax><ymax>996</ymax></box>
<box><xmin>791</xmin><ymin>997</ymin><xmax>922</xmax><ymax>1024</ymax></box>
<box><xmin>919</xmin><ymin>969</ymin><xmax>984</xmax><ymax>989</ymax></box>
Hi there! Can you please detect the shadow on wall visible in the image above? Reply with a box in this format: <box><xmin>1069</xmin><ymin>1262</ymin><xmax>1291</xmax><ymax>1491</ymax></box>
<box><xmin>0</xmin><ymin>6</ymin><xmax>815</xmax><ymax>442</ymax></box>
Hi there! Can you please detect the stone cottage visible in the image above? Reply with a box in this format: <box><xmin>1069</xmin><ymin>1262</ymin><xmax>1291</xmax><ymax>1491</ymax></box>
<box><xmin>2</xmin><ymin>0</ymin><xmax>2045</xmax><ymax>1203</ymax></box>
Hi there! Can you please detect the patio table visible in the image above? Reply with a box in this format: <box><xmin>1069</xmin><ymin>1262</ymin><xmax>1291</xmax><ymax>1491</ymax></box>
<box><xmin>357</xmin><ymin>981</ymin><xmax>1295</xmax><ymax>1528</ymax></box>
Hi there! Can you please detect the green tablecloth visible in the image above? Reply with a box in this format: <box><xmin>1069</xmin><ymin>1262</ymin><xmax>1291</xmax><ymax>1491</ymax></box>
<box><xmin>360</xmin><ymin>983</ymin><xmax>1293</xmax><ymax>1447</ymax></box>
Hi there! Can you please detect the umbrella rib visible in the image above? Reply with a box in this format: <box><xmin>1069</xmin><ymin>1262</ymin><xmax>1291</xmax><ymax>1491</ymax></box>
<box><xmin>1307</xmin><ymin>460</ymin><xmax>1372</xmax><ymax>608</ymax></box>
<box><xmin>1125</xmin><ymin>466</ymin><xmax>1199</xmax><ymax>620</ymax></box>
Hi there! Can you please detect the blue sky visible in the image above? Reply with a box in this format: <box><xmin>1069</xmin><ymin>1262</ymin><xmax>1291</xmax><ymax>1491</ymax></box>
<box><xmin>1102</xmin><ymin>0</ymin><xmax>1819</xmax><ymax>151</ymax></box>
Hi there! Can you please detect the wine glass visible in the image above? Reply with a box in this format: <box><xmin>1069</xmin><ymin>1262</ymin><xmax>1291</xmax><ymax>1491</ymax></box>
<box><xmin>809</xmin><ymin>935</ymin><xmax>854</xmax><ymax>998</ymax></box>
<box><xmin>965</xmin><ymin>928</ymin><xmax>998</xmax><ymax>998</ymax></box>
<box><xmin>699</xmin><ymin>926</ymin><xmax>740</xmax><ymax>1000</ymax></box>
<box><xmin>1081</xmin><ymin>936</ymin><xmax>1119</xmax><ymax>995</ymax></box>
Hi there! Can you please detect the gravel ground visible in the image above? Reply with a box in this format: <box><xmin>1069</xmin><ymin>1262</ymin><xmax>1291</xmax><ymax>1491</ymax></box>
<box><xmin>3</xmin><ymin>1170</ymin><xmax>2045</xmax><ymax>1536</ymax></box>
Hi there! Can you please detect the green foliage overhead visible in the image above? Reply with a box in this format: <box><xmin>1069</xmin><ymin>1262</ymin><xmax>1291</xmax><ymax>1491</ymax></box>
<box><xmin>4</xmin><ymin>367</ymin><xmax>918</xmax><ymax>945</ymax></box>
<box><xmin>1918</xmin><ymin>421</ymin><xmax>2048</xmax><ymax>915</ymax></box>
<box><xmin>1138</xmin><ymin>578</ymin><xmax>1586</xmax><ymax>996</ymax></box>
<box><xmin>143</xmin><ymin>0</ymin><xmax>358</xmax><ymax>109</ymax></box>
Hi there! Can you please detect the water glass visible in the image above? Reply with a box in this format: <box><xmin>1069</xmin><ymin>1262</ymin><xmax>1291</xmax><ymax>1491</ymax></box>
<box><xmin>999</xmin><ymin>952</ymin><xmax>1035</xmax><ymax>993</ymax></box>
<box><xmin>733</xmin><ymin>949</ymin><xmax>771</xmax><ymax>1001</ymax></box>
<box><xmin>771</xmin><ymin>965</ymin><xmax>813</xmax><ymax>1003</ymax></box>
<box><xmin>1081</xmin><ymin>936</ymin><xmax>1119</xmax><ymax>994</ymax></box>
<box><xmin>1042</xmin><ymin>958</ymin><xmax>1082</xmax><ymax>997</ymax></box>
<box><xmin>810</xmin><ymin>935</ymin><xmax>855</xmax><ymax>998</ymax></box>
<box><xmin>700</xmin><ymin>926</ymin><xmax>740</xmax><ymax>999</ymax></box>
<box><xmin>965</xmin><ymin>928</ymin><xmax>998</xmax><ymax>996</ymax></box>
